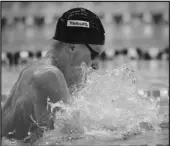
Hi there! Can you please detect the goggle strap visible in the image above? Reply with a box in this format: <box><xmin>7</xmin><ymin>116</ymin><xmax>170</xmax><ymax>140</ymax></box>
<box><xmin>85</xmin><ymin>44</ymin><xmax>100</xmax><ymax>56</ymax></box>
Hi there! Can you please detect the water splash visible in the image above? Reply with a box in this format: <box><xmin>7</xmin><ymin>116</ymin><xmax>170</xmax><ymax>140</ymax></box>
<box><xmin>2</xmin><ymin>63</ymin><xmax>168</xmax><ymax>146</ymax></box>
<box><xmin>42</xmin><ymin>62</ymin><xmax>164</xmax><ymax>144</ymax></box>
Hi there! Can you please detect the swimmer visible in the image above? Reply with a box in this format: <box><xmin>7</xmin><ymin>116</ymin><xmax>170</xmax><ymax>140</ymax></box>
<box><xmin>2</xmin><ymin>7</ymin><xmax>105</xmax><ymax>142</ymax></box>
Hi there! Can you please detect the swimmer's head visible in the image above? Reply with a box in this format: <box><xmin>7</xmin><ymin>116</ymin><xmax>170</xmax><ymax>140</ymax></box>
<box><xmin>50</xmin><ymin>8</ymin><xmax>105</xmax><ymax>86</ymax></box>
<box><xmin>53</xmin><ymin>7</ymin><xmax>105</xmax><ymax>62</ymax></box>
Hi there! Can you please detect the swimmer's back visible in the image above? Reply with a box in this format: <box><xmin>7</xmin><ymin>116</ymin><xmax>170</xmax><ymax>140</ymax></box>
<box><xmin>2</xmin><ymin>55</ymin><xmax>70</xmax><ymax>140</ymax></box>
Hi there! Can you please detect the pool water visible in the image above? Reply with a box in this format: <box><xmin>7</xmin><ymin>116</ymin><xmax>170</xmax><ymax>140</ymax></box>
<box><xmin>1</xmin><ymin>60</ymin><xmax>169</xmax><ymax>146</ymax></box>
<box><xmin>1</xmin><ymin>18</ymin><xmax>169</xmax><ymax>145</ymax></box>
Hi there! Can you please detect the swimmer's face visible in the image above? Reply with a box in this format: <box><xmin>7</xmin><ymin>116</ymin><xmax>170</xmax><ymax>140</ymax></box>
<box><xmin>66</xmin><ymin>44</ymin><xmax>103</xmax><ymax>69</ymax></box>
<box><xmin>64</xmin><ymin>43</ymin><xmax>103</xmax><ymax>86</ymax></box>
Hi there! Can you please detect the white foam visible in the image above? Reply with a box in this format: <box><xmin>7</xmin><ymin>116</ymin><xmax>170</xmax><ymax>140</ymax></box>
<box><xmin>45</xmin><ymin>63</ymin><xmax>164</xmax><ymax>141</ymax></box>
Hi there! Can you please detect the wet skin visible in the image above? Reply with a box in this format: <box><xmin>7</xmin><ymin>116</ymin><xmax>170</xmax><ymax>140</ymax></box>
<box><xmin>2</xmin><ymin>57</ymin><xmax>70</xmax><ymax>140</ymax></box>
<box><xmin>1</xmin><ymin>41</ymin><xmax>101</xmax><ymax>141</ymax></box>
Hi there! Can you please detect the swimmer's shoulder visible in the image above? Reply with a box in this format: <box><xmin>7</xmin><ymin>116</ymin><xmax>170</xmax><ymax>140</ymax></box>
<box><xmin>17</xmin><ymin>51</ymin><xmax>62</xmax><ymax>82</ymax></box>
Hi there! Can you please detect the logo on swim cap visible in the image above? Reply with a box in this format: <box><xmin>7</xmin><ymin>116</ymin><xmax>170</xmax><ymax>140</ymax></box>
<box><xmin>67</xmin><ymin>20</ymin><xmax>90</xmax><ymax>28</ymax></box>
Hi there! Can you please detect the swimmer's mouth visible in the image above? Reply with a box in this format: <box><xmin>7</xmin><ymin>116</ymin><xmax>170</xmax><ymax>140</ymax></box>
<box><xmin>85</xmin><ymin>44</ymin><xmax>101</xmax><ymax>60</ymax></box>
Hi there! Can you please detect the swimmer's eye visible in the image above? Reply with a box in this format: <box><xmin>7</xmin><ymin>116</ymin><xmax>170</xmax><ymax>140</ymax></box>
<box><xmin>85</xmin><ymin>44</ymin><xmax>100</xmax><ymax>60</ymax></box>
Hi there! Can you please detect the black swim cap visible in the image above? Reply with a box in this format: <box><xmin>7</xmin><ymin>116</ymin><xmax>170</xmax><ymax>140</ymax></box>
<box><xmin>53</xmin><ymin>7</ymin><xmax>105</xmax><ymax>45</ymax></box>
